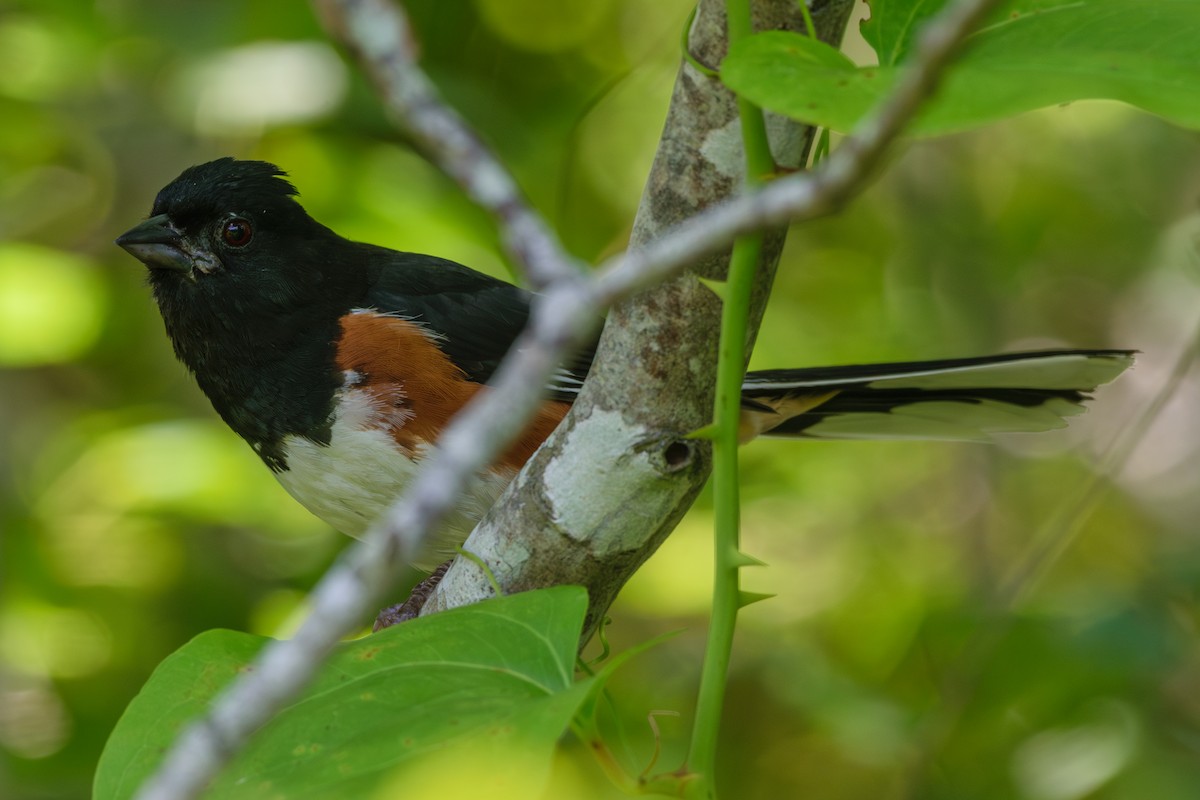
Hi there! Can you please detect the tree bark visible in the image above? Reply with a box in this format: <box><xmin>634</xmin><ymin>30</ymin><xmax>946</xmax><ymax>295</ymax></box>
<box><xmin>425</xmin><ymin>0</ymin><xmax>856</xmax><ymax>634</ymax></box>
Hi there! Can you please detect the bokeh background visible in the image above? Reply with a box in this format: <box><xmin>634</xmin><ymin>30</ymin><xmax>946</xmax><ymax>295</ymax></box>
<box><xmin>3</xmin><ymin>1</ymin><xmax>1200</xmax><ymax>798</ymax></box>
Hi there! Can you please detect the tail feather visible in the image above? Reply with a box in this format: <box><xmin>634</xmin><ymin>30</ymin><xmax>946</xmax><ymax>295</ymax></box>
<box><xmin>739</xmin><ymin>349</ymin><xmax>1134</xmax><ymax>442</ymax></box>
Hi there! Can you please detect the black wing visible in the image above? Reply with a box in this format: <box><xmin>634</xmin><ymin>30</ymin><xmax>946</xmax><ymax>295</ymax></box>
<box><xmin>360</xmin><ymin>249</ymin><xmax>595</xmax><ymax>400</ymax></box>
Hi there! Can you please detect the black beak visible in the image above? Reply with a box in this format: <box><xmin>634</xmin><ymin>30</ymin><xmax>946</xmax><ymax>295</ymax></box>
<box><xmin>116</xmin><ymin>214</ymin><xmax>193</xmax><ymax>273</ymax></box>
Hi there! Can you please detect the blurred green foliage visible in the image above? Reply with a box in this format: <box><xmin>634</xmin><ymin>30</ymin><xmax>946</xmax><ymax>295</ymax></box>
<box><xmin>1</xmin><ymin>1</ymin><xmax>1198</xmax><ymax>798</ymax></box>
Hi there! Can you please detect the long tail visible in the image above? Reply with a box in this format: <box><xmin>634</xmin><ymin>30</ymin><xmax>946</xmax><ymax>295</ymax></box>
<box><xmin>738</xmin><ymin>349</ymin><xmax>1135</xmax><ymax>442</ymax></box>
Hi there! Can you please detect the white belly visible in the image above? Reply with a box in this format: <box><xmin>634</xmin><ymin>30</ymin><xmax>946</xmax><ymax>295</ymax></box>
<box><xmin>272</xmin><ymin>389</ymin><xmax>513</xmax><ymax>570</ymax></box>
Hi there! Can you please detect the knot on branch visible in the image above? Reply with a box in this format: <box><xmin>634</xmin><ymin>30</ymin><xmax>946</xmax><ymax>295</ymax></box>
<box><xmin>639</xmin><ymin>435</ymin><xmax>701</xmax><ymax>476</ymax></box>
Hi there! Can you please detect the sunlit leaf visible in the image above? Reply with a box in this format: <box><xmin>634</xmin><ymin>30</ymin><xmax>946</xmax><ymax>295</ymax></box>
<box><xmin>722</xmin><ymin>0</ymin><xmax>1200</xmax><ymax>136</ymax></box>
<box><xmin>95</xmin><ymin>587</ymin><xmax>594</xmax><ymax>800</ymax></box>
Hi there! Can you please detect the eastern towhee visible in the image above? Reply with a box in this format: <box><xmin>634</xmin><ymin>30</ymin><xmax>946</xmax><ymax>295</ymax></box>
<box><xmin>116</xmin><ymin>158</ymin><xmax>1133</xmax><ymax>578</ymax></box>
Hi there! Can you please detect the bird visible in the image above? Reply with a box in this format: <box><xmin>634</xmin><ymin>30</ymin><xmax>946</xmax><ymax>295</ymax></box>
<box><xmin>116</xmin><ymin>157</ymin><xmax>1134</xmax><ymax>578</ymax></box>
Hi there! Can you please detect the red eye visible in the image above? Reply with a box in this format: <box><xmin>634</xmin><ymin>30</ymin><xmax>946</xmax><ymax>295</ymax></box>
<box><xmin>222</xmin><ymin>218</ymin><xmax>253</xmax><ymax>247</ymax></box>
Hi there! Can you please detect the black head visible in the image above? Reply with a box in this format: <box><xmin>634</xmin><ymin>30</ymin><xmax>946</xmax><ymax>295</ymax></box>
<box><xmin>116</xmin><ymin>158</ymin><xmax>318</xmax><ymax>285</ymax></box>
<box><xmin>116</xmin><ymin>158</ymin><xmax>367</xmax><ymax>464</ymax></box>
<box><xmin>115</xmin><ymin>157</ymin><xmax>372</xmax><ymax>325</ymax></box>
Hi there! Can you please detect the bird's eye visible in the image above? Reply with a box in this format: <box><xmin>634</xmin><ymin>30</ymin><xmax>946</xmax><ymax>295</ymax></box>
<box><xmin>221</xmin><ymin>218</ymin><xmax>253</xmax><ymax>248</ymax></box>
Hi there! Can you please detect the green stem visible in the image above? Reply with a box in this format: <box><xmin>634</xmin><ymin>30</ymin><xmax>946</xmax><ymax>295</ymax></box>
<box><xmin>685</xmin><ymin>1</ymin><xmax>777</xmax><ymax>796</ymax></box>
<box><xmin>796</xmin><ymin>0</ymin><xmax>817</xmax><ymax>39</ymax></box>
<box><xmin>686</xmin><ymin>235</ymin><xmax>760</xmax><ymax>799</ymax></box>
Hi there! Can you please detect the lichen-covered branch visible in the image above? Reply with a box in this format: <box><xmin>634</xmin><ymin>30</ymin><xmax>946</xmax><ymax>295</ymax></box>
<box><xmin>425</xmin><ymin>0</ymin><xmax>856</xmax><ymax>637</ymax></box>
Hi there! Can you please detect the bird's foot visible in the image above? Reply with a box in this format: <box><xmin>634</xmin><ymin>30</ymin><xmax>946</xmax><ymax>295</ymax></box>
<box><xmin>372</xmin><ymin>560</ymin><xmax>451</xmax><ymax>631</ymax></box>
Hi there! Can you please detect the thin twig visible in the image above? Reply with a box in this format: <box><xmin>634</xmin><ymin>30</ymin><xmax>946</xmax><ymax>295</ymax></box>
<box><xmin>316</xmin><ymin>0</ymin><xmax>583</xmax><ymax>290</ymax></box>
<box><xmin>594</xmin><ymin>0</ymin><xmax>1002</xmax><ymax>304</ymax></box>
<box><xmin>133</xmin><ymin>0</ymin><xmax>1001</xmax><ymax>797</ymax></box>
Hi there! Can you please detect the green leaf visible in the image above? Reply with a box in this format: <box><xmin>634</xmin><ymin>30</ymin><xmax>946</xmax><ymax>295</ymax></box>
<box><xmin>861</xmin><ymin>0</ymin><xmax>1098</xmax><ymax>67</ymax></box>
<box><xmin>859</xmin><ymin>0</ymin><xmax>947</xmax><ymax>66</ymax></box>
<box><xmin>95</xmin><ymin>587</ymin><xmax>593</xmax><ymax>800</ymax></box>
<box><xmin>722</xmin><ymin>0</ymin><xmax>1200</xmax><ymax>136</ymax></box>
